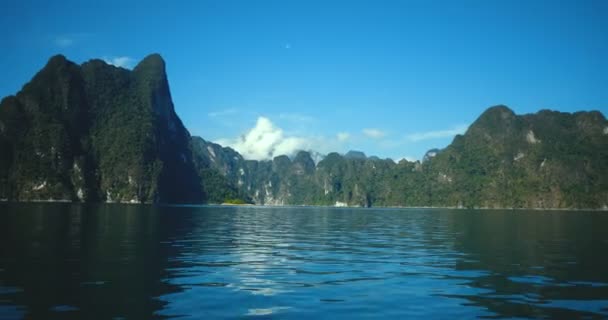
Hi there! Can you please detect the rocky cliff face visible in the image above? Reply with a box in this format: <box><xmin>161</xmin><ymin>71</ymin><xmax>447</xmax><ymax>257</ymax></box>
<box><xmin>191</xmin><ymin>106</ymin><xmax>607</xmax><ymax>209</ymax></box>
<box><xmin>0</xmin><ymin>54</ymin><xmax>202</xmax><ymax>203</ymax></box>
<box><xmin>191</xmin><ymin>137</ymin><xmax>419</xmax><ymax>207</ymax></box>
<box><xmin>2</xmin><ymin>54</ymin><xmax>606</xmax><ymax>208</ymax></box>
<box><xmin>424</xmin><ymin>106</ymin><xmax>608</xmax><ymax>208</ymax></box>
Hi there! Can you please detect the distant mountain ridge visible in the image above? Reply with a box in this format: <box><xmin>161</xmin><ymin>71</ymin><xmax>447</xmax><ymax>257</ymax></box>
<box><xmin>1</xmin><ymin>55</ymin><xmax>606</xmax><ymax>209</ymax></box>
<box><xmin>190</xmin><ymin>105</ymin><xmax>608</xmax><ymax>209</ymax></box>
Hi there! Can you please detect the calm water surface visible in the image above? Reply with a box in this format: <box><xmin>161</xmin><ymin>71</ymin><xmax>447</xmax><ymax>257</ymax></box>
<box><xmin>1</xmin><ymin>203</ymin><xmax>607</xmax><ymax>319</ymax></box>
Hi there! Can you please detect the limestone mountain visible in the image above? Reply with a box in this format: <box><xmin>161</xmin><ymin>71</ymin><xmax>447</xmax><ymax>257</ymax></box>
<box><xmin>424</xmin><ymin>106</ymin><xmax>608</xmax><ymax>208</ymax></box>
<box><xmin>0</xmin><ymin>54</ymin><xmax>202</xmax><ymax>203</ymax></box>
<box><xmin>191</xmin><ymin>106</ymin><xmax>607</xmax><ymax>209</ymax></box>
<box><xmin>1</xmin><ymin>54</ymin><xmax>606</xmax><ymax>209</ymax></box>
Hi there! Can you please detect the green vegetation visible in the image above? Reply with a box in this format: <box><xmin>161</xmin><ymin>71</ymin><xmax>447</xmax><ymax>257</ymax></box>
<box><xmin>190</xmin><ymin>106</ymin><xmax>607</xmax><ymax>209</ymax></box>
<box><xmin>222</xmin><ymin>198</ymin><xmax>249</xmax><ymax>205</ymax></box>
<box><xmin>0</xmin><ymin>54</ymin><xmax>202</xmax><ymax>203</ymax></box>
<box><xmin>1</xmin><ymin>55</ymin><xmax>606</xmax><ymax>209</ymax></box>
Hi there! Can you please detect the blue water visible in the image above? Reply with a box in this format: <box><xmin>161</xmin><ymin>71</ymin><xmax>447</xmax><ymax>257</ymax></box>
<box><xmin>1</xmin><ymin>204</ymin><xmax>608</xmax><ymax>319</ymax></box>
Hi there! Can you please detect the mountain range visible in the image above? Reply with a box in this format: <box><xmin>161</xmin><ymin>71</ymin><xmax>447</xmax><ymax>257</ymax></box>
<box><xmin>1</xmin><ymin>54</ymin><xmax>606</xmax><ymax>209</ymax></box>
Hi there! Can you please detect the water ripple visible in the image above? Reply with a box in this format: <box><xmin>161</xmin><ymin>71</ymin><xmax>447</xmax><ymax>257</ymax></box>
<box><xmin>1</xmin><ymin>204</ymin><xmax>607</xmax><ymax>319</ymax></box>
<box><xmin>153</xmin><ymin>207</ymin><xmax>608</xmax><ymax>319</ymax></box>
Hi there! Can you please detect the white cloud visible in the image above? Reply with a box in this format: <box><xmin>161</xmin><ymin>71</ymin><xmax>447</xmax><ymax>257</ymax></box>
<box><xmin>104</xmin><ymin>56</ymin><xmax>135</xmax><ymax>69</ymax></box>
<box><xmin>363</xmin><ymin>128</ymin><xmax>386</xmax><ymax>139</ymax></box>
<box><xmin>278</xmin><ymin>113</ymin><xmax>315</xmax><ymax>123</ymax></box>
<box><xmin>217</xmin><ymin>117</ymin><xmax>309</xmax><ymax>160</ymax></box>
<box><xmin>406</xmin><ymin>124</ymin><xmax>469</xmax><ymax>142</ymax></box>
<box><xmin>208</xmin><ymin>108</ymin><xmax>238</xmax><ymax>117</ymax></box>
<box><xmin>52</xmin><ymin>33</ymin><xmax>91</xmax><ymax>48</ymax></box>
<box><xmin>54</xmin><ymin>36</ymin><xmax>74</xmax><ymax>47</ymax></box>
<box><xmin>337</xmin><ymin>132</ymin><xmax>350</xmax><ymax>141</ymax></box>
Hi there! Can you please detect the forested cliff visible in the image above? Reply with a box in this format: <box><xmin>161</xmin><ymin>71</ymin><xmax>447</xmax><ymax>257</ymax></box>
<box><xmin>1</xmin><ymin>55</ymin><xmax>606</xmax><ymax>209</ymax></box>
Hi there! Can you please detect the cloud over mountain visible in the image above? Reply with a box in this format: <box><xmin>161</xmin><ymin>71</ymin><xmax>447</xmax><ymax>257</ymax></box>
<box><xmin>406</xmin><ymin>124</ymin><xmax>469</xmax><ymax>142</ymax></box>
<box><xmin>362</xmin><ymin>128</ymin><xmax>386</xmax><ymax>138</ymax></box>
<box><xmin>217</xmin><ymin>117</ymin><xmax>308</xmax><ymax>160</ymax></box>
<box><xmin>103</xmin><ymin>56</ymin><xmax>135</xmax><ymax>69</ymax></box>
<box><xmin>337</xmin><ymin>132</ymin><xmax>350</xmax><ymax>141</ymax></box>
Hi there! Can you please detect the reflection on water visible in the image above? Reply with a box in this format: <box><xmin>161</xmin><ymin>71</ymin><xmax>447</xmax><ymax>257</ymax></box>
<box><xmin>0</xmin><ymin>203</ymin><xmax>178</xmax><ymax>319</ymax></box>
<box><xmin>1</xmin><ymin>204</ymin><xmax>608</xmax><ymax>319</ymax></box>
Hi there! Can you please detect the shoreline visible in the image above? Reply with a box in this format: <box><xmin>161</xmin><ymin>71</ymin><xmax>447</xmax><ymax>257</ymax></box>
<box><xmin>1</xmin><ymin>199</ymin><xmax>607</xmax><ymax>211</ymax></box>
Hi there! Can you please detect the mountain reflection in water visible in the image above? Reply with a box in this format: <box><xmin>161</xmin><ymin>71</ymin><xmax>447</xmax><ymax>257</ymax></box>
<box><xmin>1</xmin><ymin>203</ymin><xmax>607</xmax><ymax>319</ymax></box>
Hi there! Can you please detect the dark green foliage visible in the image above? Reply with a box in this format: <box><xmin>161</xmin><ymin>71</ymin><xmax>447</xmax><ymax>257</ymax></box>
<box><xmin>190</xmin><ymin>136</ymin><xmax>251</xmax><ymax>204</ymax></box>
<box><xmin>420</xmin><ymin>106</ymin><xmax>608</xmax><ymax>209</ymax></box>
<box><xmin>2</xmin><ymin>55</ymin><xmax>605</xmax><ymax>209</ymax></box>
<box><xmin>191</xmin><ymin>105</ymin><xmax>607</xmax><ymax>209</ymax></box>
<box><xmin>0</xmin><ymin>54</ymin><xmax>202</xmax><ymax>203</ymax></box>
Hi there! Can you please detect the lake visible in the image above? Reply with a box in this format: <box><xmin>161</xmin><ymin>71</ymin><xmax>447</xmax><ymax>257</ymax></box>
<box><xmin>1</xmin><ymin>203</ymin><xmax>607</xmax><ymax>319</ymax></box>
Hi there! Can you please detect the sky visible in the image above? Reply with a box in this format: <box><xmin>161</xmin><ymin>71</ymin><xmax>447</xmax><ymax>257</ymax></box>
<box><xmin>1</xmin><ymin>0</ymin><xmax>607</xmax><ymax>161</ymax></box>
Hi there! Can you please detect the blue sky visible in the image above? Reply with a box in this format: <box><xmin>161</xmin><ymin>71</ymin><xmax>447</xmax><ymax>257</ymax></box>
<box><xmin>1</xmin><ymin>0</ymin><xmax>607</xmax><ymax>160</ymax></box>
